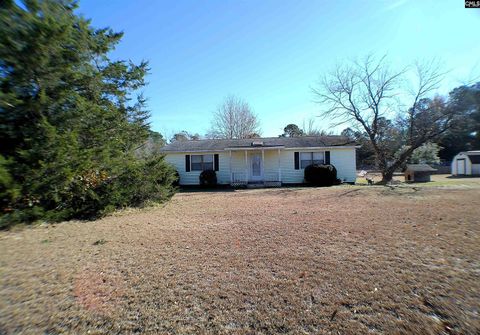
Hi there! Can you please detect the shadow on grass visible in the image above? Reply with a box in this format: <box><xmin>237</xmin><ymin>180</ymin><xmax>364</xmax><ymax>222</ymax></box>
<box><xmin>178</xmin><ymin>185</ymin><xmax>237</xmax><ymax>193</ymax></box>
<box><xmin>178</xmin><ymin>182</ymin><xmax>355</xmax><ymax>193</ymax></box>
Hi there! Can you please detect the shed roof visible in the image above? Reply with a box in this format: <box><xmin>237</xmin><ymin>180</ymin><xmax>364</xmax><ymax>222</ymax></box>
<box><xmin>468</xmin><ymin>154</ymin><xmax>480</xmax><ymax>164</ymax></box>
<box><xmin>457</xmin><ymin>151</ymin><xmax>480</xmax><ymax>164</ymax></box>
<box><xmin>160</xmin><ymin>136</ymin><xmax>356</xmax><ymax>152</ymax></box>
<box><xmin>405</xmin><ymin>164</ymin><xmax>437</xmax><ymax>172</ymax></box>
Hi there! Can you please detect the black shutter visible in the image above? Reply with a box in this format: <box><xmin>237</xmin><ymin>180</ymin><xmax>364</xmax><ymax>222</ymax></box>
<box><xmin>185</xmin><ymin>155</ymin><xmax>190</xmax><ymax>172</ymax></box>
<box><xmin>325</xmin><ymin>151</ymin><xmax>330</xmax><ymax>165</ymax></box>
<box><xmin>294</xmin><ymin>152</ymin><xmax>299</xmax><ymax>170</ymax></box>
<box><xmin>214</xmin><ymin>154</ymin><xmax>219</xmax><ymax>171</ymax></box>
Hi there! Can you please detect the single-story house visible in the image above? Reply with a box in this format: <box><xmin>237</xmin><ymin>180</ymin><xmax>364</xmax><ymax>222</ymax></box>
<box><xmin>404</xmin><ymin>164</ymin><xmax>436</xmax><ymax>182</ymax></box>
<box><xmin>160</xmin><ymin>136</ymin><xmax>358</xmax><ymax>186</ymax></box>
<box><xmin>451</xmin><ymin>150</ymin><xmax>480</xmax><ymax>176</ymax></box>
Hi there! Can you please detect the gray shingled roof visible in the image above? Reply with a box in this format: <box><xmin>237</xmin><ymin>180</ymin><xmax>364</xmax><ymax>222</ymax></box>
<box><xmin>405</xmin><ymin>164</ymin><xmax>437</xmax><ymax>172</ymax></box>
<box><xmin>468</xmin><ymin>154</ymin><xmax>480</xmax><ymax>164</ymax></box>
<box><xmin>458</xmin><ymin>151</ymin><xmax>480</xmax><ymax>164</ymax></box>
<box><xmin>160</xmin><ymin>136</ymin><xmax>355</xmax><ymax>152</ymax></box>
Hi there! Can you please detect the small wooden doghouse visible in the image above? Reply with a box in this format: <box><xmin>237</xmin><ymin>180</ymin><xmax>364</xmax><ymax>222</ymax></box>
<box><xmin>405</xmin><ymin>164</ymin><xmax>437</xmax><ymax>182</ymax></box>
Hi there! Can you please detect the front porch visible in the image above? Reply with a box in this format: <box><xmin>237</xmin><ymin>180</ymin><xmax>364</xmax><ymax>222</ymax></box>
<box><xmin>227</xmin><ymin>146</ymin><xmax>283</xmax><ymax>187</ymax></box>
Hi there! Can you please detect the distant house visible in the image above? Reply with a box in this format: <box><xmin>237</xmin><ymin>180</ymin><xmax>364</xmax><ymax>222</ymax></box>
<box><xmin>451</xmin><ymin>151</ymin><xmax>480</xmax><ymax>176</ymax></box>
<box><xmin>404</xmin><ymin>164</ymin><xmax>437</xmax><ymax>182</ymax></box>
<box><xmin>160</xmin><ymin>136</ymin><xmax>358</xmax><ymax>186</ymax></box>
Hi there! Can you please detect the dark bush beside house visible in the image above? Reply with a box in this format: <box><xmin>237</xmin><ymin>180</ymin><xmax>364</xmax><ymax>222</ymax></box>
<box><xmin>199</xmin><ymin>170</ymin><xmax>217</xmax><ymax>187</ymax></box>
<box><xmin>304</xmin><ymin>164</ymin><xmax>341</xmax><ymax>186</ymax></box>
<box><xmin>173</xmin><ymin>170</ymin><xmax>181</xmax><ymax>187</ymax></box>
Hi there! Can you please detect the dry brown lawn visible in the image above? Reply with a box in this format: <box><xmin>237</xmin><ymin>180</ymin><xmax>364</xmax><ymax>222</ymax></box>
<box><xmin>1</xmin><ymin>183</ymin><xmax>479</xmax><ymax>334</ymax></box>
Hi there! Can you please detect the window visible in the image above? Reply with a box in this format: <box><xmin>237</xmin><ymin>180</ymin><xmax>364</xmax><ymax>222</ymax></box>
<box><xmin>191</xmin><ymin>154</ymin><xmax>214</xmax><ymax>171</ymax></box>
<box><xmin>300</xmin><ymin>152</ymin><xmax>324</xmax><ymax>169</ymax></box>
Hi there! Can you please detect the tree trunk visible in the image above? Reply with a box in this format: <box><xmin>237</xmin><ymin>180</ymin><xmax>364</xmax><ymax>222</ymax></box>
<box><xmin>379</xmin><ymin>145</ymin><xmax>418</xmax><ymax>184</ymax></box>
<box><xmin>380</xmin><ymin>168</ymin><xmax>395</xmax><ymax>184</ymax></box>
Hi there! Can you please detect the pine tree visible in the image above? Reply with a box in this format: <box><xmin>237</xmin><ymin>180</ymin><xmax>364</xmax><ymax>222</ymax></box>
<box><xmin>0</xmin><ymin>0</ymin><xmax>176</xmax><ymax>226</ymax></box>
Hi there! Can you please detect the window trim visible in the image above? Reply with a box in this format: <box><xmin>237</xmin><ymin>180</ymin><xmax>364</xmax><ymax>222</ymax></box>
<box><xmin>299</xmin><ymin>151</ymin><xmax>325</xmax><ymax>169</ymax></box>
<box><xmin>190</xmin><ymin>154</ymin><xmax>214</xmax><ymax>171</ymax></box>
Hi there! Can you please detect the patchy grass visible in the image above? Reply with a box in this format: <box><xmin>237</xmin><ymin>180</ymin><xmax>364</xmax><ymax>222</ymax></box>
<box><xmin>1</xmin><ymin>185</ymin><xmax>479</xmax><ymax>334</ymax></box>
<box><xmin>357</xmin><ymin>173</ymin><xmax>480</xmax><ymax>188</ymax></box>
<box><xmin>419</xmin><ymin>175</ymin><xmax>480</xmax><ymax>188</ymax></box>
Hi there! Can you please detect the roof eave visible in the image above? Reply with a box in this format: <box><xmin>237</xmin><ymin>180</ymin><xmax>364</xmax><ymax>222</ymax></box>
<box><xmin>284</xmin><ymin>145</ymin><xmax>359</xmax><ymax>150</ymax></box>
<box><xmin>224</xmin><ymin>146</ymin><xmax>286</xmax><ymax>151</ymax></box>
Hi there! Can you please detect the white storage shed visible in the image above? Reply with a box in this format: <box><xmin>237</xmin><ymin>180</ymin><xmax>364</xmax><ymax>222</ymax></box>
<box><xmin>451</xmin><ymin>151</ymin><xmax>480</xmax><ymax>176</ymax></box>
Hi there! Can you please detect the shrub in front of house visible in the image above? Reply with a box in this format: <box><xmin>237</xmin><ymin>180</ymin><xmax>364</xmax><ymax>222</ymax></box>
<box><xmin>304</xmin><ymin>164</ymin><xmax>341</xmax><ymax>186</ymax></box>
<box><xmin>0</xmin><ymin>156</ymin><xmax>178</xmax><ymax>228</ymax></box>
<box><xmin>62</xmin><ymin>157</ymin><xmax>178</xmax><ymax>220</ymax></box>
<box><xmin>173</xmin><ymin>170</ymin><xmax>180</xmax><ymax>187</ymax></box>
<box><xmin>199</xmin><ymin>170</ymin><xmax>217</xmax><ymax>187</ymax></box>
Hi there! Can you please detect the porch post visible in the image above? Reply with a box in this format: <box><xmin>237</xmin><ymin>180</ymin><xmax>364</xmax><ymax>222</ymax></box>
<box><xmin>278</xmin><ymin>148</ymin><xmax>282</xmax><ymax>182</ymax></box>
<box><xmin>229</xmin><ymin>150</ymin><xmax>232</xmax><ymax>184</ymax></box>
<box><xmin>244</xmin><ymin>150</ymin><xmax>248</xmax><ymax>183</ymax></box>
<box><xmin>262</xmin><ymin>149</ymin><xmax>265</xmax><ymax>181</ymax></box>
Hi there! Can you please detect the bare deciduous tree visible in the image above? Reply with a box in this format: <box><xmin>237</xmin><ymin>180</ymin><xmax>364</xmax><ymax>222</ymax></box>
<box><xmin>313</xmin><ymin>55</ymin><xmax>457</xmax><ymax>183</ymax></box>
<box><xmin>208</xmin><ymin>96</ymin><xmax>261</xmax><ymax>139</ymax></box>
<box><xmin>301</xmin><ymin>117</ymin><xmax>333</xmax><ymax>136</ymax></box>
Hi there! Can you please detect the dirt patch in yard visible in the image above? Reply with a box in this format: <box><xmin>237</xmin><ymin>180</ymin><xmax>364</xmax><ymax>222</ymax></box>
<box><xmin>0</xmin><ymin>185</ymin><xmax>479</xmax><ymax>334</ymax></box>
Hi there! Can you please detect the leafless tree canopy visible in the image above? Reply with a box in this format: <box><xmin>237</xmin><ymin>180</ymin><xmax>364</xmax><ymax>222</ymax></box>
<box><xmin>313</xmin><ymin>55</ymin><xmax>456</xmax><ymax>182</ymax></box>
<box><xmin>208</xmin><ymin>96</ymin><xmax>261</xmax><ymax>139</ymax></box>
<box><xmin>301</xmin><ymin>117</ymin><xmax>333</xmax><ymax>136</ymax></box>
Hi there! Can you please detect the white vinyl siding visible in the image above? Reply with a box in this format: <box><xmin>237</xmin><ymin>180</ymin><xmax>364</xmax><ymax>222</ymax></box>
<box><xmin>329</xmin><ymin>149</ymin><xmax>357</xmax><ymax>183</ymax></box>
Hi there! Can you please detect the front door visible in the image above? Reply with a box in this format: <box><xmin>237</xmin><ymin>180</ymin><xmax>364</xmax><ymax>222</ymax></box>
<box><xmin>457</xmin><ymin>159</ymin><xmax>466</xmax><ymax>175</ymax></box>
<box><xmin>250</xmin><ymin>153</ymin><xmax>263</xmax><ymax>181</ymax></box>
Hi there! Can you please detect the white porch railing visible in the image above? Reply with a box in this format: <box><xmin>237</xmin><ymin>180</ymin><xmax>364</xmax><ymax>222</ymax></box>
<box><xmin>231</xmin><ymin>172</ymin><xmax>247</xmax><ymax>186</ymax></box>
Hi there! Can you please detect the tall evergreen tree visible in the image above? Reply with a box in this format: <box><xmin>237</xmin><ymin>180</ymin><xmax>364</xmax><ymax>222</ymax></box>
<box><xmin>438</xmin><ymin>82</ymin><xmax>480</xmax><ymax>160</ymax></box>
<box><xmin>281</xmin><ymin>124</ymin><xmax>304</xmax><ymax>137</ymax></box>
<box><xmin>0</xmin><ymin>0</ymin><xmax>176</xmax><ymax>226</ymax></box>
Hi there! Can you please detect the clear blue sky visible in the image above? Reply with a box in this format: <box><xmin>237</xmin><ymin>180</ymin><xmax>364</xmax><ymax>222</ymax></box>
<box><xmin>77</xmin><ymin>0</ymin><xmax>480</xmax><ymax>138</ymax></box>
